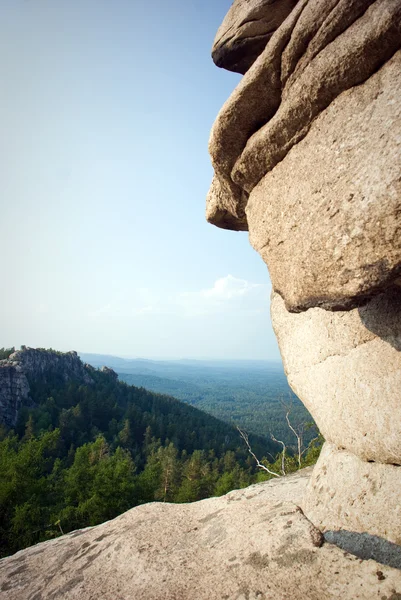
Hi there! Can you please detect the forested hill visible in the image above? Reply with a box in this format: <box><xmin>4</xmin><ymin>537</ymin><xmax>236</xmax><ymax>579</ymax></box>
<box><xmin>17</xmin><ymin>362</ymin><xmax>275</xmax><ymax>459</ymax></box>
<box><xmin>0</xmin><ymin>347</ymin><xmax>290</xmax><ymax>558</ymax></box>
<box><xmin>80</xmin><ymin>353</ymin><xmax>316</xmax><ymax>446</ymax></box>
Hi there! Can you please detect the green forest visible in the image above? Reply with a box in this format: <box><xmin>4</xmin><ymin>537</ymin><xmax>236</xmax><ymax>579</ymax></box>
<box><xmin>90</xmin><ymin>358</ymin><xmax>316</xmax><ymax>446</ymax></box>
<box><xmin>0</xmin><ymin>363</ymin><xmax>322</xmax><ymax>558</ymax></box>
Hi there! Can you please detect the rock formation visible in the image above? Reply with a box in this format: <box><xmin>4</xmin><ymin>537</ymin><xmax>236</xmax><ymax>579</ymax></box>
<box><xmin>208</xmin><ymin>0</ymin><xmax>401</xmax><ymax>547</ymax></box>
<box><xmin>0</xmin><ymin>347</ymin><xmax>93</xmax><ymax>427</ymax></box>
<box><xmin>3</xmin><ymin>468</ymin><xmax>401</xmax><ymax>600</ymax></box>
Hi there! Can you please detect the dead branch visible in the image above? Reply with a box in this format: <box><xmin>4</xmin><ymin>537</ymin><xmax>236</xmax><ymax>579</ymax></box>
<box><xmin>285</xmin><ymin>410</ymin><xmax>302</xmax><ymax>468</ymax></box>
<box><xmin>270</xmin><ymin>433</ymin><xmax>286</xmax><ymax>476</ymax></box>
<box><xmin>237</xmin><ymin>427</ymin><xmax>281</xmax><ymax>478</ymax></box>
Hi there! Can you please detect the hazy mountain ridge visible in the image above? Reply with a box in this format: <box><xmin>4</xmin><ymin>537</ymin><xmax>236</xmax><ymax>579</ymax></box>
<box><xmin>80</xmin><ymin>352</ymin><xmax>316</xmax><ymax>446</ymax></box>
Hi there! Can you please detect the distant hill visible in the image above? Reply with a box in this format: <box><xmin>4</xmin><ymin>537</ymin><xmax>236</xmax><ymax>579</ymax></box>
<box><xmin>80</xmin><ymin>353</ymin><xmax>317</xmax><ymax>447</ymax></box>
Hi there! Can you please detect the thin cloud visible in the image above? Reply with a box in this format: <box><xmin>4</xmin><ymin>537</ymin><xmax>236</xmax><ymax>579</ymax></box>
<box><xmin>201</xmin><ymin>274</ymin><xmax>264</xmax><ymax>300</ymax></box>
<box><xmin>88</xmin><ymin>304</ymin><xmax>113</xmax><ymax>318</ymax></box>
<box><xmin>178</xmin><ymin>275</ymin><xmax>270</xmax><ymax>317</ymax></box>
<box><xmin>88</xmin><ymin>276</ymin><xmax>270</xmax><ymax>319</ymax></box>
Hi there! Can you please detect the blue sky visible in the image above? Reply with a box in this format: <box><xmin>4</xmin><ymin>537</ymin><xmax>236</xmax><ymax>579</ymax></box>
<box><xmin>0</xmin><ymin>0</ymin><xmax>281</xmax><ymax>360</ymax></box>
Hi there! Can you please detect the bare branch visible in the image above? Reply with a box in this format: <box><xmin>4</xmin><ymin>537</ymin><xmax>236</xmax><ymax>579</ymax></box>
<box><xmin>285</xmin><ymin>410</ymin><xmax>302</xmax><ymax>468</ymax></box>
<box><xmin>270</xmin><ymin>434</ymin><xmax>286</xmax><ymax>476</ymax></box>
<box><xmin>237</xmin><ymin>427</ymin><xmax>280</xmax><ymax>478</ymax></box>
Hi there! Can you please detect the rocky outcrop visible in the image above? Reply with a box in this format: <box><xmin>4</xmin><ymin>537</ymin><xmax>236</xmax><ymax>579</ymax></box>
<box><xmin>100</xmin><ymin>365</ymin><xmax>118</xmax><ymax>379</ymax></box>
<box><xmin>248</xmin><ymin>50</ymin><xmax>401</xmax><ymax>311</ymax></box>
<box><xmin>8</xmin><ymin>348</ymin><xmax>94</xmax><ymax>384</ymax></box>
<box><xmin>2</xmin><ymin>468</ymin><xmax>401</xmax><ymax>600</ymax></box>
<box><xmin>0</xmin><ymin>348</ymin><xmax>94</xmax><ymax>427</ymax></box>
<box><xmin>207</xmin><ymin>0</ymin><xmax>401</xmax><ymax>549</ymax></box>
<box><xmin>207</xmin><ymin>0</ymin><xmax>401</xmax><ymax>310</ymax></box>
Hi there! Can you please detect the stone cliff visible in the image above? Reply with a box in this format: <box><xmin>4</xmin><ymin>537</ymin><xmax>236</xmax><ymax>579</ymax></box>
<box><xmin>208</xmin><ymin>0</ymin><xmax>401</xmax><ymax>546</ymax></box>
<box><xmin>0</xmin><ymin>347</ymin><xmax>93</xmax><ymax>428</ymax></box>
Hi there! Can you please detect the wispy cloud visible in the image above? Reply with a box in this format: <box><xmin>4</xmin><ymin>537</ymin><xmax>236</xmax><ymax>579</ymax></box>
<box><xmin>88</xmin><ymin>275</ymin><xmax>270</xmax><ymax>319</ymax></box>
<box><xmin>88</xmin><ymin>303</ymin><xmax>113</xmax><ymax>318</ymax></box>
<box><xmin>177</xmin><ymin>275</ymin><xmax>269</xmax><ymax>317</ymax></box>
<box><xmin>201</xmin><ymin>274</ymin><xmax>264</xmax><ymax>300</ymax></box>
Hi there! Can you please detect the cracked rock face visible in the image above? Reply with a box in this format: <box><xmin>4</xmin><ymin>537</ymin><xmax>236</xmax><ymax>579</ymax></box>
<box><xmin>0</xmin><ymin>365</ymin><xmax>30</xmax><ymax>428</ymax></box>
<box><xmin>208</xmin><ymin>0</ymin><xmax>401</xmax><ymax>542</ymax></box>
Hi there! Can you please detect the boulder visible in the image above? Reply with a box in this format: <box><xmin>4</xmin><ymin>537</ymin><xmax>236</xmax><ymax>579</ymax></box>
<box><xmin>271</xmin><ymin>287</ymin><xmax>401</xmax><ymax>464</ymax></box>
<box><xmin>304</xmin><ymin>443</ymin><xmax>401</xmax><ymax>544</ymax></box>
<box><xmin>2</xmin><ymin>468</ymin><xmax>401</xmax><ymax>600</ymax></box>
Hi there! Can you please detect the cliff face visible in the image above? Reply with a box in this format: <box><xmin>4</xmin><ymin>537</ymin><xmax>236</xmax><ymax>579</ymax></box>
<box><xmin>207</xmin><ymin>0</ymin><xmax>401</xmax><ymax>546</ymax></box>
<box><xmin>0</xmin><ymin>364</ymin><xmax>30</xmax><ymax>428</ymax></box>
<box><xmin>0</xmin><ymin>348</ymin><xmax>93</xmax><ymax>427</ymax></box>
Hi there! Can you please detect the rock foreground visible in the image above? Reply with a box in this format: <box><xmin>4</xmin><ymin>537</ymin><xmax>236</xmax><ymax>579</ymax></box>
<box><xmin>1</xmin><ymin>469</ymin><xmax>401</xmax><ymax>600</ymax></box>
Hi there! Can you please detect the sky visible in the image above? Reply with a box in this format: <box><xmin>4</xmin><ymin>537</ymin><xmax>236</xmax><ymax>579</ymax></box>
<box><xmin>0</xmin><ymin>0</ymin><xmax>281</xmax><ymax>361</ymax></box>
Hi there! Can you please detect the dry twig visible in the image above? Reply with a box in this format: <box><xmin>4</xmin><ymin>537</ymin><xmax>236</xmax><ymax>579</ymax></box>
<box><xmin>237</xmin><ymin>427</ymin><xmax>280</xmax><ymax>478</ymax></box>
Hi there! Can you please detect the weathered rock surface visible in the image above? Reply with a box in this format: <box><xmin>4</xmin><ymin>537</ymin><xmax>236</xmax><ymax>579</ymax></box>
<box><xmin>247</xmin><ymin>49</ymin><xmax>401</xmax><ymax>311</ymax></box>
<box><xmin>271</xmin><ymin>287</ymin><xmax>401</xmax><ymax>463</ymax></box>
<box><xmin>0</xmin><ymin>348</ymin><xmax>94</xmax><ymax>427</ymax></box>
<box><xmin>304</xmin><ymin>443</ymin><xmax>401</xmax><ymax>545</ymax></box>
<box><xmin>208</xmin><ymin>0</ymin><xmax>401</xmax><ymax>310</ymax></box>
<box><xmin>207</xmin><ymin>0</ymin><xmax>401</xmax><ymax>565</ymax></box>
<box><xmin>212</xmin><ymin>0</ymin><xmax>299</xmax><ymax>74</ymax></box>
<box><xmin>2</xmin><ymin>468</ymin><xmax>401</xmax><ymax>600</ymax></box>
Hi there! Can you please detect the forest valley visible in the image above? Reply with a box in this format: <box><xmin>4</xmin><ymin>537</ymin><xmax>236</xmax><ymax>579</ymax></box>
<box><xmin>0</xmin><ymin>348</ymin><xmax>323</xmax><ymax>558</ymax></box>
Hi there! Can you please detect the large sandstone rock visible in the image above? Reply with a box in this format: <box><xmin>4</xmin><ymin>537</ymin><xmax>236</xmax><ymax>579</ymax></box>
<box><xmin>247</xmin><ymin>49</ymin><xmax>401</xmax><ymax>311</ymax></box>
<box><xmin>9</xmin><ymin>348</ymin><xmax>94</xmax><ymax>385</ymax></box>
<box><xmin>271</xmin><ymin>286</ymin><xmax>401</xmax><ymax>464</ymax></box>
<box><xmin>207</xmin><ymin>0</ymin><xmax>401</xmax><ymax>558</ymax></box>
<box><xmin>208</xmin><ymin>0</ymin><xmax>401</xmax><ymax>310</ymax></box>
<box><xmin>2</xmin><ymin>468</ymin><xmax>401</xmax><ymax>600</ymax></box>
<box><xmin>304</xmin><ymin>443</ymin><xmax>401</xmax><ymax>545</ymax></box>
